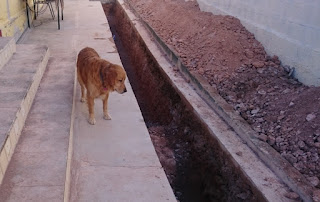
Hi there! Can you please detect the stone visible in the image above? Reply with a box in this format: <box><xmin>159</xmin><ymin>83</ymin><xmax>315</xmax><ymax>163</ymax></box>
<box><xmin>276</xmin><ymin>136</ymin><xmax>284</xmax><ymax>143</ymax></box>
<box><xmin>283</xmin><ymin>127</ymin><xmax>293</xmax><ymax>132</ymax></box>
<box><xmin>307</xmin><ymin>176</ymin><xmax>320</xmax><ymax>187</ymax></box>
<box><xmin>298</xmin><ymin>140</ymin><xmax>305</xmax><ymax>148</ymax></box>
<box><xmin>267</xmin><ymin>136</ymin><xmax>276</xmax><ymax>145</ymax></box>
<box><xmin>305</xmin><ymin>139</ymin><xmax>315</xmax><ymax>147</ymax></box>
<box><xmin>272</xmin><ymin>55</ymin><xmax>279</xmax><ymax>62</ymax></box>
<box><xmin>294</xmin><ymin>150</ymin><xmax>304</xmax><ymax>156</ymax></box>
<box><xmin>282</xmin><ymin>89</ymin><xmax>291</xmax><ymax>94</ymax></box>
<box><xmin>269</xmin><ymin>62</ymin><xmax>276</xmax><ymax>67</ymax></box>
<box><xmin>313</xmin><ymin>189</ymin><xmax>320</xmax><ymax>202</ymax></box>
<box><xmin>277</xmin><ymin>115</ymin><xmax>285</xmax><ymax>121</ymax></box>
<box><xmin>282</xmin><ymin>153</ymin><xmax>297</xmax><ymax>164</ymax></box>
<box><xmin>245</xmin><ymin>49</ymin><xmax>254</xmax><ymax>59</ymax></box>
<box><xmin>236</xmin><ymin>192</ymin><xmax>249</xmax><ymax>200</ymax></box>
<box><xmin>251</xmin><ymin>108</ymin><xmax>260</xmax><ymax>114</ymax></box>
<box><xmin>256</xmin><ymin>118</ymin><xmax>264</xmax><ymax>123</ymax></box>
<box><xmin>257</xmin><ymin>89</ymin><xmax>266</xmax><ymax>95</ymax></box>
<box><xmin>252</xmin><ymin>61</ymin><xmax>264</xmax><ymax>68</ymax></box>
<box><xmin>235</xmin><ymin>103</ymin><xmax>246</xmax><ymax>110</ymax></box>
<box><xmin>254</xmin><ymin>126</ymin><xmax>262</xmax><ymax>132</ymax></box>
<box><xmin>306</xmin><ymin>113</ymin><xmax>316</xmax><ymax>122</ymax></box>
<box><xmin>283</xmin><ymin>65</ymin><xmax>290</xmax><ymax>72</ymax></box>
<box><xmin>280</xmin><ymin>144</ymin><xmax>288</xmax><ymax>151</ymax></box>
<box><xmin>284</xmin><ymin>192</ymin><xmax>299</xmax><ymax>200</ymax></box>
<box><xmin>265</xmin><ymin>55</ymin><xmax>272</xmax><ymax>61</ymax></box>
<box><xmin>184</xmin><ymin>127</ymin><xmax>190</xmax><ymax>134</ymax></box>
<box><xmin>293</xmin><ymin>161</ymin><xmax>305</xmax><ymax>171</ymax></box>
<box><xmin>258</xmin><ymin>134</ymin><xmax>268</xmax><ymax>142</ymax></box>
<box><xmin>257</xmin><ymin>68</ymin><xmax>264</xmax><ymax>74</ymax></box>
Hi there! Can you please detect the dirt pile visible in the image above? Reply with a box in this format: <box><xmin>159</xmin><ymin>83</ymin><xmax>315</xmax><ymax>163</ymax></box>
<box><xmin>127</xmin><ymin>0</ymin><xmax>320</xmax><ymax>188</ymax></box>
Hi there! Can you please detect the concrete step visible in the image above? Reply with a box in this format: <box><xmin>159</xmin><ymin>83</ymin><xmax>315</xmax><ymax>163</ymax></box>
<box><xmin>0</xmin><ymin>53</ymin><xmax>75</xmax><ymax>201</ymax></box>
<box><xmin>0</xmin><ymin>44</ymin><xmax>50</xmax><ymax>185</ymax></box>
<box><xmin>0</xmin><ymin>37</ymin><xmax>16</xmax><ymax>72</ymax></box>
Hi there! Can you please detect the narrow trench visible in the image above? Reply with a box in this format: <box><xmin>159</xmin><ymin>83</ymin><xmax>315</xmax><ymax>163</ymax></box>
<box><xmin>103</xmin><ymin>2</ymin><xmax>263</xmax><ymax>202</ymax></box>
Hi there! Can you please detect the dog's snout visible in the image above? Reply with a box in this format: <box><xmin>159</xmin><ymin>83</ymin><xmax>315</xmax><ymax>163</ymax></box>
<box><xmin>124</xmin><ymin>88</ymin><xmax>127</xmax><ymax>93</ymax></box>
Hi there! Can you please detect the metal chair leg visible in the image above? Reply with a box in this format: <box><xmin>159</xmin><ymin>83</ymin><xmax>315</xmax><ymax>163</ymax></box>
<box><xmin>57</xmin><ymin>0</ymin><xmax>60</xmax><ymax>30</ymax></box>
<box><xmin>34</xmin><ymin>0</ymin><xmax>37</xmax><ymax>19</ymax></box>
<box><xmin>48</xmin><ymin>2</ymin><xmax>55</xmax><ymax>20</ymax></box>
<box><xmin>60</xmin><ymin>0</ymin><xmax>64</xmax><ymax>20</ymax></box>
<box><xmin>26</xmin><ymin>1</ymin><xmax>30</xmax><ymax>28</ymax></box>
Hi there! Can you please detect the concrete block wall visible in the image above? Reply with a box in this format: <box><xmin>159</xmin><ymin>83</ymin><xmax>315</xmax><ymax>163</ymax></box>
<box><xmin>196</xmin><ymin>0</ymin><xmax>320</xmax><ymax>86</ymax></box>
<box><xmin>0</xmin><ymin>0</ymin><xmax>35</xmax><ymax>41</ymax></box>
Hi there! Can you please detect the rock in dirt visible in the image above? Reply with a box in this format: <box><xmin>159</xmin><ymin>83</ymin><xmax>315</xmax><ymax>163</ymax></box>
<box><xmin>277</xmin><ymin>115</ymin><xmax>285</xmax><ymax>121</ymax></box>
<box><xmin>251</xmin><ymin>108</ymin><xmax>260</xmax><ymax>114</ymax></box>
<box><xmin>257</xmin><ymin>134</ymin><xmax>268</xmax><ymax>142</ymax></box>
<box><xmin>252</xmin><ymin>61</ymin><xmax>264</xmax><ymax>68</ymax></box>
<box><xmin>307</xmin><ymin>176</ymin><xmax>320</xmax><ymax>187</ymax></box>
<box><xmin>256</xmin><ymin>117</ymin><xmax>264</xmax><ymax>123</ymax></box>
<box><xmin>283</xmin><ymin>65</ymin><xmax>290</xmax><ymax>72</ymax></box>
<box><xmin>236</xmin><ymin>192</ymin><xmax>249</xmax><ymax>200</ymax></box>
<box><xmin>306</xmin><ymin>113</ymin><xmax>316</xmax><ymax>122</ymax></box>
<box><xmin>284</xmin><ymin>191</ymin><xmax>300</xmax><ymax>200</ymax></box>
<box><xmin>289</xmin><ymin>102</ymin><xmax>295</xmax><ymax>107</ymax></box>
<box><xmin>245</xmin><ymin>49</ymin><xmax>254</xmax><ymax>59</ymax></box>
<box><xmin>257</xmin><ymin>89</ymin><xmax>266</xmax><ymax>95</ymax></box>
<box><xmin>276</xmin><ymin>136</ymin><xmax>284</xmax><ymax>144</ymax></box>
<box><xmin>257</xmin><ymin>68</ymin><xmax>264</xmax><ymax>74</ymax></box>
<box><xmin>298</xmin><ymin>140</ymin><xmax>306</xmax><ymax>149</ymax></box>
<box><xmin>293</xmin><ymin>161</ymin><xmax>306</xmax><ymax>171</ymax></box>
<box><xmin>267</xmin><ymin>136</ymin><xmax>276</xmax><ymax>146</ymax></box>
<box><xmin>281</xmin><ymin>153</ymin><xmax>297</xmax><ymax>164</ymax></box>
<box><xmin>235</xmin><ymin>102</ymin><xmax>246</xmax><ymax>111</ymax></box>
<box><xmin>313</xmin><ymin>189</ymin><xmax>320</xmax><ymax>202</ymax></box>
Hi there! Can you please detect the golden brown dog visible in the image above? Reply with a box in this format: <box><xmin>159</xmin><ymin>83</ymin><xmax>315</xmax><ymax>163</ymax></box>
<box><xmin>77</xmin><ymin>47</ymin><xmax>127</xmax><ymax>125</ymax></box>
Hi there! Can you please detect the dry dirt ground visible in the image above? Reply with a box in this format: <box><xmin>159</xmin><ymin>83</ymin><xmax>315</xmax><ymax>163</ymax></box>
<box><xmin>127</xmin><ymin>0</ymin><xmax>320</xmax><ymax>189</ymax></box>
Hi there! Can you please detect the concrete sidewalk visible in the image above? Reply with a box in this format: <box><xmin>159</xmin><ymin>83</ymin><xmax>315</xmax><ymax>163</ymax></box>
<box><xmin>68</xmin><ymin>2</ymin><xmax>175</xmax><ymax>201</ymax></box>
<box><xmin>71</xmin><ymin>57</ymin><xmax>175</xmax><ymax>201</ymax></box>
<box><xmin>0</xmin><ymin>0</ymin><xmax>175</xmax><ymax>201</ymax></box>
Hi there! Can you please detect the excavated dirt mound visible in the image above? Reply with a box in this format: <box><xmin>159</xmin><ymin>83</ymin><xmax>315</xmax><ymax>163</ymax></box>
<box><xmin>127</xmin><ymin>0</ymin><xmax>320</xmax><ymax>188</ymax></box>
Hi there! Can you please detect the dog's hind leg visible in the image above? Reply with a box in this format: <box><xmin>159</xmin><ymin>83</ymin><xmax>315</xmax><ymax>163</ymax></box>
<box><xmin>103</xmin><ymin>92</ymin><xmax>111</xmax><ymax>120</ymax></box>
<box><xmin>77</xmin><ymin>71</ymin><xmax>86</xmax><ymax>102</ymax></box>
<box><xmin>87</xmin><ymin>95</ymin><xmax>96</xmax><ymax>125</ymax></box>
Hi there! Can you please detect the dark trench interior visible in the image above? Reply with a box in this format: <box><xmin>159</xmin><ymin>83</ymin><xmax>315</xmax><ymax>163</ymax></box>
<box><xmin>103</xmin><ymin>2</ymin><xmax>264</xmax><ymax>202</ymax></box>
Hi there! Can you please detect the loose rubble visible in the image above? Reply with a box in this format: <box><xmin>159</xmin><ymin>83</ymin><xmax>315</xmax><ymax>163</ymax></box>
<box><xmin>128</xmin><ymin>0</ymin><xmax>320</xmax><ymax>191</ymax></box>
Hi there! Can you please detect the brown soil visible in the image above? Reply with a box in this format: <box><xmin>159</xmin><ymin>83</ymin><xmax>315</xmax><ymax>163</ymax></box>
<box><xmin>127</xmin><ymin>0</ymin><xmax>320</xmax><ymax>188</ymax></box>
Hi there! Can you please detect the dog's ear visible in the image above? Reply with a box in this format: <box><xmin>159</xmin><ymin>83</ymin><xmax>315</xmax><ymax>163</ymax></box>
<box><xmin>103</xmin><ymin>65</ymin><xmax>117</xmax><ymax>89</ymax></box>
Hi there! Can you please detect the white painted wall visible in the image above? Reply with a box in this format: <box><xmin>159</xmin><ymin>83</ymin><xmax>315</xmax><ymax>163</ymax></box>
<box><xmin>195</xmin><ymin>0</ymin><xmax>320</xmax><ymax>86</ymax></box>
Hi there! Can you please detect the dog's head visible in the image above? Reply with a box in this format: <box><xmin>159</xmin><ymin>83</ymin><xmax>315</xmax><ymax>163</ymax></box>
<box><xmin>101</xmin><ymin>62</ymin><xmax>127</xmax><ymax>94</ymax></box>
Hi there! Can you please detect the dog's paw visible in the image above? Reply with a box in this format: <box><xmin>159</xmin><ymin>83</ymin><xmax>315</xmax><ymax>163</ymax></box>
<box><xmin>103</xmin><ymin>114</ymin><xmax>112</xmax><ymax>120</ymax></box>
<box><xmin>88</xmin><ymin>117</ymin><xmax>96</xmax><ymax>125</ymax></box>
<box><xmin>80</xmin><ymin>97</ymin><xmax>86</xmax><ymax>103</ymax></box>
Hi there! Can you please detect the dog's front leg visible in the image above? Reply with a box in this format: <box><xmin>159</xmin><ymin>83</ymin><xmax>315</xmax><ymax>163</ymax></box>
<box><xmin>87</xmin><ymin>95</ymin><xmax>96</xmax><ymax>125</ymax></box>
<box><xmin>103</xmin><ymin>92</ymin><xmax>111</xmax><ymax>120</ymax></box>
